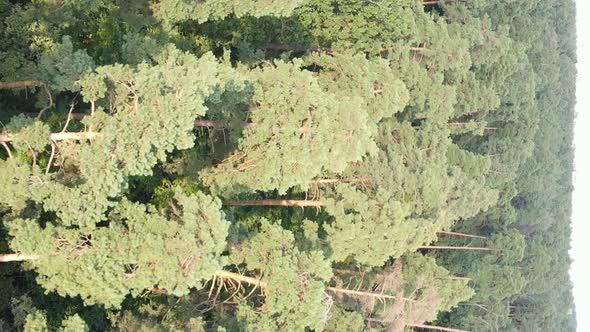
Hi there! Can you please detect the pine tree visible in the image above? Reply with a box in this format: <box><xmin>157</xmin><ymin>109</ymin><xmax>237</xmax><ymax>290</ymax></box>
<box><xmin>201</xmin><ymin>58</ymin><xmax>378</xmax><ymax>196</ymax></box>
<box><xmin>6</xmin><ymin>189</ymin><xmax>229</xmax><ymax>308</ymax></box>
<box><xmin>1</xmin><ymin>47</ymin><xmax>246</xmax><ymax>229</ymax></box>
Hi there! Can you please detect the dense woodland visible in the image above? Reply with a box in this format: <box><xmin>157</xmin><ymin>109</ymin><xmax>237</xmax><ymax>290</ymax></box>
<box><xmin>0</xmin><ymin>0</ymin><xmax>577</xmax><ymax>331</ymax></box>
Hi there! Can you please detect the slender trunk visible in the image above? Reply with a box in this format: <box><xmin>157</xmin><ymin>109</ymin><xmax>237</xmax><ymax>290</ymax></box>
<box><xmin>194</xmin><ymin>119</ymin><xmax>219</xmax><ymax>127</ymax></box>
<box><xmin>418</xmin><ymin>245</ymin><xmax>497</xmax><ymax>251</ymax></box>
<box><xmin>0</xmin><ymin>132</ymin><xmax>98</xmax><ymax>142</ymax></box>
<box><xmin>224</xmin><ymin>199</ymin><xmax>324</xmax><ymax>208</ymax></box>
<box><xmin>265</xmin><ymin>43</ymin><xmax>333</xmax><ymax>53</ymax></box>
<box><xmin>437</xmin><ymin>231</ymin><xmax>488</xmax><ymax>240</ymax></box>
<box><xmin>217</xmin><ymin>270</ymin><xmax>414</xmax><ymax>302</ymax></box>
<box><xmin>265</xmin><ymin>43</ymin><xmax>425</xmax><ymax>55</ymax></box>
<box><xmin>446</xmin><ymin>122</ymin><xmax>498</xmax><ymax>130</ymax></box>
<box><xmin>449</xmin><ymin>276</ymin><xmax>472</xmax><ymax>281</ymax></box>
<box><xmin>406</xmin><ymin>323</ymin><xmax>471</xmax><ymax>332</ymax></box>
<box><xmin>326</xmin><ymin>286</ymin><xmax>414</xmax><ymax>302</ymax></box>
<box><xmin>414</xmin><ymin>122</ymin><xmax>496</xmax><ymax>130</ymax></box>
<box><xmin>310</xmin><ymin>178</ymin><xmax>367</xmax><ymax>184</ymax></box>
<box><xmin>0</xmin><ymin>80</ymin><xmax>41</xmax><ymax>89</ymax></box>
<box><xmin>422</xmin><ymin>0</ymin><xmax>458</xmax><ymax>5</ymax></box>
<box><xmin>0</xmin><ymin>254</ymin><xmax>39</xmax><ymax>262</ymax></box>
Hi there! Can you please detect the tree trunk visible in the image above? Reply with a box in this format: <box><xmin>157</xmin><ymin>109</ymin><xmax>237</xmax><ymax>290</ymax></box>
<box><xmin>216</xmin><ymin>270</ymin><xmax>414</xmax><ymax>302</ymax></box>
<box><xmin>265</xmin><ymin>43</ymin><xmax>333</xmax><ymax>53</ymax></box>
<box><xmin>437</xmin><ymin>231</ymin><xmax>488</xmax><ymax>239</ymax></box>
<box><xmin>224</xmin><ymin>199</ymin><xmax>324</xmax><ymax>207</ymax></box>
<box><xmin>0</xmin><ymin>254</ymin><xmax>39</xmax><ymax>262</ymax></box>
<box><xmin>265</xmin><ymin>43</ymin><xmax>425</xmax><ymax>55</ymax></box>
<box><xmin>449</xmin><ymin>276</ymin><xmax>472</xmax><ymax>281</ymax></box>
<box><xmin>325</xmin><ymin>286</ymin><xmax>413</xmax><ymax>302</ymax></box>
<box><xmin>0</xmin><ymin>80</ymin><xmax>41</xmax><ymax>89</ymax></box>
<box><xmin>214</xmin><ymin>270</ymin><xmax>266</xmax><ymax>286</ymax></box>
<box><xmin>422</xmin><ymin>0</ymin><xmax>459</xmax><ymax>5</ymax></box>
<box><xmin>194</xmin><ymin>119</ymin><xmax>219</xmax><ymax>127</ymax></box>
<box><xmin>0</xmin><ymin>132</ymin><xmax>99</xmax><ymax>142</ymax></box>
<box><xmin>310</xmin><ymin>178</ymin><xmax>368</xmax><ymax>185</ymax></box>
<box><xmin>418</xmin><ymin>245</ymin><xmax>497</xmax><ymax>251</ymax></box>
<box><xmin>406</xmin><ymin>323</ymin><xmax>471</xmax><ymax>332</ymax></box>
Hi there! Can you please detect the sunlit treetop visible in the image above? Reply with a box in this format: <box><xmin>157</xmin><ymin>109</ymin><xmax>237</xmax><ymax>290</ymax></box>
<box><xmin>154</xmin><ymin>0</ymin><xmax>303</xmax><ymax>26</ymax></box>
<box><xmin>7</xmin><ymin>189</ymin><xmax>229</xmax><ymax>308</ymax></box>
<box><xmin>201</xmin><ymin>58</ymin><xmax>378</xmax><ymax>196</ymax></box>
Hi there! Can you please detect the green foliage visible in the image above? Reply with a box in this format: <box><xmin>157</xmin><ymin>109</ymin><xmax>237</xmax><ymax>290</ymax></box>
<box><xmin>201</xmin><ymin>58</ymin><xmax>377</xmax><ymax>196</ymax></box>
<box><xmin>23</xmin><ymin>311</ymin><xmax>49</xmax><ymax>332</ymax></box>
<box><xmin>230</xmin><ymin>220</ymin><xmax>333</xmax><ymax>331</ymax></box>
<box><xmin>307</xmin><ymin>52</ymin><xmax>409</xmax><ymax>123</ymax></box>
<box><xmin>6</xmin><ymin>48</ymin><xmax>249</xmax><ymax>229</ymax></box>
<box><xmin>4</xmin><ymin>115</ymin><xmax>50</xmax><ymax>152</ymax></box>
<box><xmin>291</xmin><ymin>0</ymin><xmax>421</xmax><ymax>52</ymax></box>
<box><xmin>0</xmin><ymin>0</ymin><xmax>576</xmax><ymax>330</ymax></box>
<box><xmin>324</xmin><ymin>306</ymin><xmax>365</xmax><ymax>332</ymax></box>
<box><xmin>38</xmin><ymin>36</ymin><xmax>95</xmax><ymax>92</ymax></box>
<box><xmin>60</xmin><ymin>314</ymin><xmax>89</xmax><ymax>332</ymax></box>
<box><xmin>7</xmin><ymin>190</ymin><xmax>229</xmax><ymax>308</ymax></box>
<box><xmin>0</xmin><ymin>158</ymin><xmax>34</xmax><ymax>212</ymax></box>
<box><xmin>323</xmin><ymin>183</ymin><xmax>426</xmax><ymax>266</ymax></box>
<box><xmin>155</xmin><ymin>0</ymin><xmax>303</xmax><ymax>25</ymax></box>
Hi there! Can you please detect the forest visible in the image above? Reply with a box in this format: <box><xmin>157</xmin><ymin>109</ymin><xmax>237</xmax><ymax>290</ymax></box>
<box><xmin>0</xmin><ymin>0</ymin><xmax>577</xmax><ymax>331</ymax></box>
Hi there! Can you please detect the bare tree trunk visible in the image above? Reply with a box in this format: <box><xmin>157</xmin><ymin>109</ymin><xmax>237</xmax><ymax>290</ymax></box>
<box><xmin>0</xmin><ymin>254</ymin><xmax>39</xmax><ymax>262</ymax></box>
<box><xmin>406</xmin><ymin>323</ymin><xmax>471</xmax><ymax>332</ymax></box>
<box><xmin>265</xmin><ymin>43</ymin><xmax>425</xmax><ymax>55</ymax></box>
<box><xmin>193</xmin><ymin>119</ymin><xmax>219</xmax><ymax>127</ymax></box>
<box><xmin>422</xmin><ymin>0</ymin><xmax>461</xmax><ymax>5</ymax></box>
<box><xmin>0</xmin><ymin>80</ymin><xmax>41</xmax><ymax>89</ymax></box>
<box><xmin>0</xmin><ymin>132</ymin><xmax>98</xmax><ymax>142</ymax></box>
<box><xmin>216</xmin><ymin>270</ymin><xmax>414</xmax><ymax>302</ymax></box>
<box><xmin>310</xmin><ymin>178</ymin><xmax>368</xmax><ymax>185</ymax></box>
<box><xmin>214</xmin><ymin>270</ymin><xmax>266</xmax><ymax>286</ymax></box>
<box><xmin>437</xmin><ymin>231</ymin><xmax>488</xmax><ymax>239</ymax></box>
<box><xmin>265</xmin><ymin>43</ymin><xmax>334</xmax><ymax>53</ymax></box>
<box><xmin>224</xmin><ymin>199</ymin><xmax>324</xmax><ymax>208</ymax></box>
<box><xmin>418</xmin><ymin>245</ymin><xmax>497</xmax><ymax>251</ymax></box>
<box><xmin>449</xmin><ymin>276</ymin><xmax>472</xmax><ymax>281</ymax></box>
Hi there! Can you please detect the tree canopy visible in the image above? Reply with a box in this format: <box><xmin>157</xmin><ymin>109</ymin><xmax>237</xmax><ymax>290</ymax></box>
<box><xmin>0</xmin><ymin>0</ymin><xmax>576</xmax><ymax>331</ymax></box>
